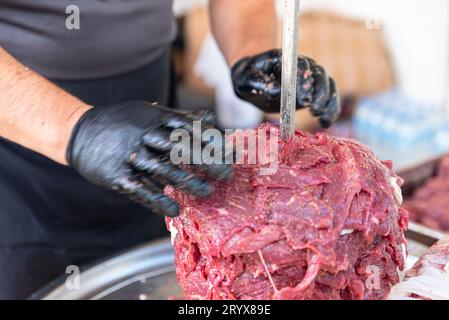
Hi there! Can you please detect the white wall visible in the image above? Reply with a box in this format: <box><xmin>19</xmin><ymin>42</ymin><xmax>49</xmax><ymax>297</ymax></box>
<box><xmin>298</xmin><ymin>0</ymin><xmax>449</xmax><ymax>109</ymax></box>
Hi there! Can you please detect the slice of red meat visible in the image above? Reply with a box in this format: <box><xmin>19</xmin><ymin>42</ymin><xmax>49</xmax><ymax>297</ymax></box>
<box><xmin>404</xmin><ymin>155</ymin><xmax>449</xmax><ymax>231</ymax></box>
<box><xmin>389</xmin><ymin>238</ymin><xmax>449</xmax><ymax>300</ymax></box>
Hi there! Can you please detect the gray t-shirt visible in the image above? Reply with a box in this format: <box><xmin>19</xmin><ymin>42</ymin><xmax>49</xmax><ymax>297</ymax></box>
<box><xmin>0</xmin><ymin>0</ymin><xmax>176</xmax><ymax>80</ymax></box>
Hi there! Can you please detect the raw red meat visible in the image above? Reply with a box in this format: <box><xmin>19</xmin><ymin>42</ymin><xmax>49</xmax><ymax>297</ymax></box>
<box><xmin>166</xmin><ymin>124</ymin><xmax>408</xmax><ymax>300</ymax></box>
<box><xmin>403</xmin><ymin>155</ymin><xmax>449</xmax><ymax>231</ymax></box>
<box><xmin>389</xmin><ymin>238</ymin><xmax>449</xmax><ymax>300</ymax></box>
<box><xmin>406</xmin><ymin>238</ymin><xmax>449</xmax><ymax>279</ymax></box>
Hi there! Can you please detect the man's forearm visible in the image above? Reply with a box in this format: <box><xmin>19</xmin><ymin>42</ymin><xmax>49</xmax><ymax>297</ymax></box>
<box><xmin>210</xmin><ymin>0</ymin><xmax>277</xmax><ymax>67</ymax></box>
<box><xmin>0</xmin><ymin>48</ymin><xmax>91</xmax><ymax>165</ymax></box>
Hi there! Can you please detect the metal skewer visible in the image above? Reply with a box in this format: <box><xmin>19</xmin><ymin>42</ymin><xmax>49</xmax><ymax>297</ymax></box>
<box><xmin>280</xmin><ymin>0</ymin><xmax>301</xmax><ymax>142</ymax></box>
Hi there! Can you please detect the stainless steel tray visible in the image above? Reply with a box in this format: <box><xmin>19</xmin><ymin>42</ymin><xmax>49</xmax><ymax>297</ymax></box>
<box><xmin>31</xmin><ymin>239</ymin><xmax>182</xmax><ymax>300</ymax></box>
<box><xmin>30</xmin><ymin>221</ymin><xmax>445</xmax><ymax>300</ymax></box>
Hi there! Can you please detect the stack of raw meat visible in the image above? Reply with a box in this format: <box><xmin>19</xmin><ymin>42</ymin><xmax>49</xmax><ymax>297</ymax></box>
<box><xmin>166</xmin><ymin>124</ymin><xmax>408</xmax><ymax>300</ymax></box>
<box><xmin>404</xmin><ymin>155</ymin><xmax>449</xmax><ymax>231</ymax></box>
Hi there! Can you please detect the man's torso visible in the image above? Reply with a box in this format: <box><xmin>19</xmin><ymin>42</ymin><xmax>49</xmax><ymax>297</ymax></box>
<box><xmin>0</xmin><ymin>2</ymin><xmax>175</xmax><ymax>297</ymax></box>
<box><xmin>0</xmin><ymin>0</ymin><xmax>176</xmax><ymax>80</ymax></box>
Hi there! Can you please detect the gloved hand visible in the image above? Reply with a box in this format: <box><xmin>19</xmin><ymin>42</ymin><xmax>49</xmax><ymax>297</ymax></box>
<box><xmin>67</xmin><ymin>101</ymin><xmax>232</xmax><ymax>217</ymax></box>
<box><xmin>231</xmin><ymin>49</ymin><xmax>340</xmax><ymax>128</ymax></box>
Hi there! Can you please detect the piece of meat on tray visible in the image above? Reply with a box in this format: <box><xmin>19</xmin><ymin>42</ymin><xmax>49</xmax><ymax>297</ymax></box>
<box><xmin>166</xmin><ymin>123</ymin><xmax>408</xmax><ymax>300</ymax></box>
<box><xmin>404</xmin><ymin>155</ymin><xmax>449</xmax><ymax>231</ymax></box>
<box><xmin>389</xmin><ymin>237</ymin><xmax>449</xmax><ymax>300</ymax></box>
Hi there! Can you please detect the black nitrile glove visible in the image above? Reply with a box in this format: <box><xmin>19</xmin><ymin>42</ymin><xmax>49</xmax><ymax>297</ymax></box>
<box><xmin>67</xmin><ymin>101</ymin><xmax>232</xmax><ymax>217</ymax></box>
<box><xmin>231</xmin><ymin>49</ymin><xmax>341</xmax><ymax>128</ymax></box>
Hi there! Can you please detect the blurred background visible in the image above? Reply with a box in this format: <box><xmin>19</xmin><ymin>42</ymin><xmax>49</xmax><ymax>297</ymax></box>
<box><xmin>171</xmin><ymin>0</ymin><xmax>449</xmax><ymax>170</ymax></box>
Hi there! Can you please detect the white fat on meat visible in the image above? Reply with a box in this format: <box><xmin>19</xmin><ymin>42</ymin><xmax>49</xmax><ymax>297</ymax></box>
<box><xmin>389</xmin><ymin>265</ymin><xmax>449</xmax><ymax>300</ymax></box>
<box><xmin>169</xmin><ymin>220</ymin><xmax>179</xmax><ymax>245</ymax></box>
<box><xmin>398</xmin><ymin>243</ymin><xmax>409</xmax><ymax>280</ymax></box>
<box><xmin>389</xmin><ymin>240</ymin><xmax>449</xmax><ymax>300</ymax></box>
<box><xmin>340</xmin><ymin>229</ymin><xmax>354</xmax><ymax>236</ymax></box>
<box><xmin>389</xmin><ymin>177</ymin><xmax>403</xmax><ymax>205</ymax></box>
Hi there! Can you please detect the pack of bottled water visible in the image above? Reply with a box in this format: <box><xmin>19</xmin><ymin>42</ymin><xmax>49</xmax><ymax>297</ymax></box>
<box><xmin>354</xmin><ymin>89</ymin><xmax>449</xmax><ymax>151</ymax></box>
